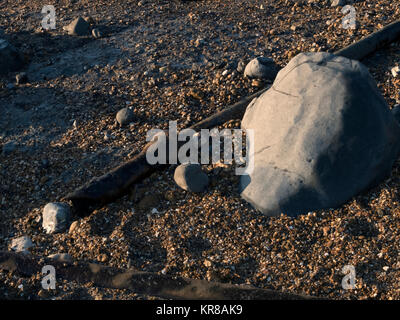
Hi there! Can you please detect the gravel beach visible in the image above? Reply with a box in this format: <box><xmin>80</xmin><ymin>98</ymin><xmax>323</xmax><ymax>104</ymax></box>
<box><xmin>1</xmin><ymin>0</ymin><xmax>400</xmax><ymax>300</ymax></box>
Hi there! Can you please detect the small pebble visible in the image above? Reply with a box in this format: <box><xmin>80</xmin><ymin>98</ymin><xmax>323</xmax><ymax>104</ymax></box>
<box><xmin>64</xmin><ymin>17</ymin><xmax>90</xmax><ymax>36</ymax></box>
<box><xmin>69</xmin><ymin>221</ymin><xmax>79</xmax><ymax>234</ymax></box>
<box><xmin>174</xmin><ymin>163</ymin><xmax>209</xmax><ymax>193</ymax></box>
<box><xmin>42</xmin><ymin>202</ymin><xmax>71</xmax><ymax>234</ymax></box>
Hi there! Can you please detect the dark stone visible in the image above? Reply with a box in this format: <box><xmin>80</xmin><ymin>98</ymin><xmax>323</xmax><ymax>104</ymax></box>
<box><xmin>174</xmin><ymin>163</ymin><xmax>209</xmax><ymax>192</ymax></box>
<box><xmin>116</xmin><ymin>107</ymin><xmax>135</xmax><ymax>127</ymax></box>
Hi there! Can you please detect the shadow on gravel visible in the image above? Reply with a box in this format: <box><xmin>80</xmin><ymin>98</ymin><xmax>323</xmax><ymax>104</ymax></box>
<box><xmin>183</xmin><ymin>235</ymin><xmax>212</xmax><ymax>258</ymax></box>
<box><xmin>232</xmin><ymin>256</ymin><xmax>260</xmax><ymax>279</ymax></box>
<box><xmin>345</xmin><ymin>217</ymin><xmax>379</xmax><ymax>238</ymax></box>
<box><xmin>122</xmin><ymin>220</ymin><xmax>168</xmax><ymax>273</ymax></box>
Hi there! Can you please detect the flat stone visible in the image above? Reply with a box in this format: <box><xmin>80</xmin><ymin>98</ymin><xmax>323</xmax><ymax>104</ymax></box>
<box><xmin>42</xmin><ymin>202</ymin><xmax>71</xmax><ymax>234</ymax></box>
<box><xmin>116</xmin><ymin>107</ymin><xmax>135</xmax><ymax>127</ymax></box>
<box><xmin>68</xmin><ymin>221</ymin><xmax>79</xmax><ymax>234</ymax></box>
<box><xmin>391</xmin><ymin>66</ymin><xmax>400</xmax><ymax>78</ymax></box>
<box><xmin>174</xmin><ymin>164</ymin><xmax>209</xmax><ymax>192</ymax></box>
<box><xmin>10</xmin><ymin>236</ymin><xmax>33</xmax><ymax>253</ymax></box>
<box><xmin>240</xmin><ymin>52</ymin><xmax>400</xmax><ymax>217</ymax></box>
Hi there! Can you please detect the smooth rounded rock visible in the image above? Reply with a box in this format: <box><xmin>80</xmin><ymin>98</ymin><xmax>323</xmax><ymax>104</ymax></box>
<box><xmin>116</xmin><ymin>107</ymin><xmax>135</xmax><ymax>127</ymax></box>
<box><xmin>174</xmin><ymin>164</ymin><xmax>209</xmax><ymax>192</ymax></box>
<box><xmin>236</xmin><ymin>60</ymin><xmax>246</xmax><ymax>73</ymax></box>
<box><xmin>331</xmin><ymin>0</ymin><xmax>347</xmax><ymax>6</ymax></box>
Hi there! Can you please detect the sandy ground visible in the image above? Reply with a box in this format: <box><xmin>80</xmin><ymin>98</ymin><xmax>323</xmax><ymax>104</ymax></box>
<box><xmin>1</xmin><ymin>0</ymin><xmax>400</xmax><ymax>300</ymax></box>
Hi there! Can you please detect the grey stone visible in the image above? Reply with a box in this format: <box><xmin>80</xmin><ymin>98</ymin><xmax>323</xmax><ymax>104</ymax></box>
<box><xmin>116</xmin><ymin>107</ymin><xmax>135</xmax><ymax>127</ymax></box>
<box><xmin>174</xmin><ymin>164</ymin><xmax>209</xmax><ymax>192</ymax></box>
<box><xmin>64</xmin><ymin>17</ymin><xmax>90</xmax><ymax>36</ymax></box>
<box><xmin>244</xmin><ymin>57</ymin><xmax>279</xmax><ymax>80</ymax></box>
<box><xmin>42</xmin><ymin>202</ymin><xmax>71</xmax><ymax>234</ymax></box>
<box><xmin>2</xmin><ymin>141</ymin><xmax>17</xmax><ymax>155</ymax></box>
<box><xmin>0</xmin><ymin>39</ymin><xmax>23</xmax><ymax>75</ymax></box>
<box><xmin>10</xmin><ymin>236</ymin><xmax>33</xmax><ymax>253</ymax></box>
<box><xmin>240</xmin><ymin>52</ymin><xmax>400</xmax><ymax>217</ymax></box>
<box><xmin>47</xmin><ymin>253</ymin><xmax>73</xmax><ymax>263</ymax></box>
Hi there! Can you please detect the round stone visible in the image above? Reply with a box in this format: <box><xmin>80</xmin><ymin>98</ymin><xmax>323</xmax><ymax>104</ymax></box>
<box><xmin>116</xmin><ymin>107</ymin><xmax>135</xmax><ymax>127</ymax></box>
<box><xmin>174</xmin><ymin>163</ymin><xmax>209</xmax><ymax>193</ymax></box>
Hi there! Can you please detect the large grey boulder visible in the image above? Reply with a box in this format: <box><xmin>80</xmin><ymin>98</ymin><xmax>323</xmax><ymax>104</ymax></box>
<box><xmin>240</xmin><ymin>52</ymin><xmax>400</xmax><ymax>217</ymax></box>
<box><xmin>42</xmin><ymin>202</ymin><xmax>71</xmax><ymax>233</ymax></box>
<box><xmin>174</xmin><ymin>164</ymin><xmax>209</xmax><ymax>193</ymax></box>
<box><xmin>0</xmin><ymin>39</ymin><xmax>24</xmax><ymax>75</ymax></box>
<box><xmin>116</xmin><ymin>107</ymin><xmax>135</xmax><ymax>127</ymax></box>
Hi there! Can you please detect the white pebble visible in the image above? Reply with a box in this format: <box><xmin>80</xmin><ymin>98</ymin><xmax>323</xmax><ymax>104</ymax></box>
<box><xmin>391</xmin><ymin>66</ymin><xmax>400</xmax><ymax>77</ymax></box>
